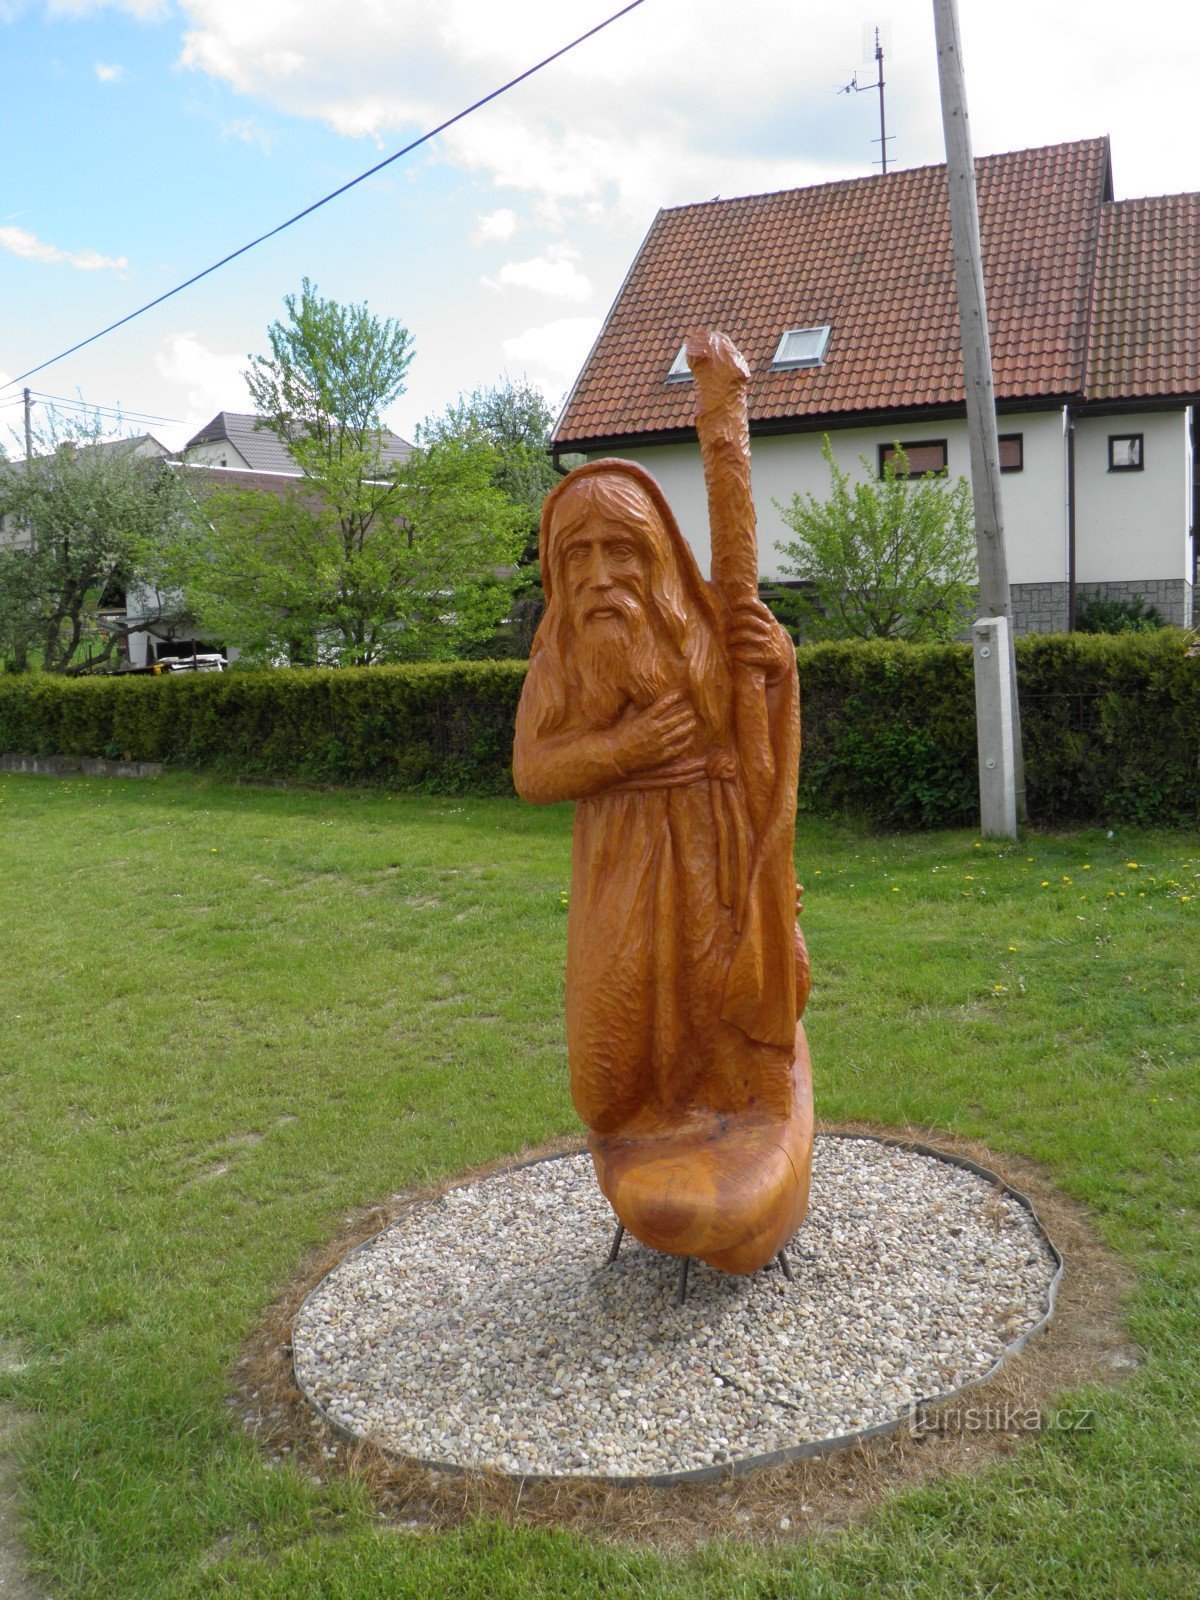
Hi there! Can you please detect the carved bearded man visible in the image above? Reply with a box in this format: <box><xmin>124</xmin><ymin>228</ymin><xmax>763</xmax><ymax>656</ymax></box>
<box><xmin>514</xmin><ymin>338</ymin><xmax>813</xmax><ymax>1276</ymax></box>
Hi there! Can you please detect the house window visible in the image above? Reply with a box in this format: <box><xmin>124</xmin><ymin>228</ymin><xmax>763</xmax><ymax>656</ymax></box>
<box><xmin>771</xmin><ymin>325</ymin><xmax>831</xmax><ymax>370</ymax></box>
<box><xmin>666</xmin><ymin>345</ymin><xmax>692</xmax><ymax>382</ymax></box>
<box><xmin>999</xmin><ymin>433</ymin><xmax>1023</xmax><ymax>472</ymax></box>
<box><xmin>878</xmin><ymin>440</ymin><xmax>949</xmax><ymax>478</ymax></box>
<box><xmin>1108</xmin><ymin>434</ymin><xmax>1144</xmax><ymax>471</ymax></box>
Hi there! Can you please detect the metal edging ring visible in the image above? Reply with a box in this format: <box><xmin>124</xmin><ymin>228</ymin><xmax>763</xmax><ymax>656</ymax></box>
<box><xmin>291</xmin><ymin>1134</ymin><xmax>1063</xmax><ymax>1488</ymax></box>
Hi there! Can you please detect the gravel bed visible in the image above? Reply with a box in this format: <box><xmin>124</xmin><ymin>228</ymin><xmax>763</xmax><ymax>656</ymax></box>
<box><xmin>293</xmin><ymin>1137</ymin><xmax>1058</xmax><ymax>1480</ymax></box>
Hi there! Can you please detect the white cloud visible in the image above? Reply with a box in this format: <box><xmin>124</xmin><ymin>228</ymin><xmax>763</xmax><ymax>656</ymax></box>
<box><xmin>223</xmin><ymin>116</ymin><xmax>273</xmax><ymax>153</ymax></box>
<box><xmin>483</xmin><ymin>244</ymin><xmax>591</xmax><ymax>303</ymax></box>
<box><xmin>172</xmin><ymin>1</ymin><xmax>875</xmax><ymax>224</ymax></box>
<box><xmin>93</xmin><ymin>61</ymin><xmax>125</xmax><ymax>82</ymax></box>
<box><xmin>0</xmin><ymin>224</ymin><xmax>127</xmax><ymax>272</ymax></box>
<box><xmin>502</xmin><ymin>316</ymin><xmax>601</xmax><ymax>394</ymax></box>
<box><xmin>168</xmin><ymin>1</ymin><xmax>1200</xmax><ymax>219</ymax></box>
<box><xmin>154</xmin><ymin>331</ymin><xmax>253</xmax><ymax>444</ymax></box>
<box><xmin>472</xmin><ymin>207</ymin><xmax>517</xmax><ymax>246</ymax></box>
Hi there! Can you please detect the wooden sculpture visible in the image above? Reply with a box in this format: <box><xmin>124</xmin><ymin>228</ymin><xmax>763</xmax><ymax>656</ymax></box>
<box><xmin>513</xmin><ymin>331</ymin><xmax>813</xmax><ymax>1278</ymax></box>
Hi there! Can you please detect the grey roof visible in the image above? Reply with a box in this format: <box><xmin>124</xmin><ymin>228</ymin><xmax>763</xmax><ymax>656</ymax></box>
<box><xmin>185</xmin><ymin>411</ymin><xmax>412</xmax><ymax>474</ymax></box>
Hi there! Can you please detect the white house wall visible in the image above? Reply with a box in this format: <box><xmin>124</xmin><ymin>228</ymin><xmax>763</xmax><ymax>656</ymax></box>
<box><xmin>1073</xmin><ymin>411</ymin><xmax>1190</xmax><ymax>584</ymax></box>
<box><xmin>184</xmin><ymin>439</ymin><xmax>250</xmax><ymax>469</ymax></box>
<box><xmin>590</xmin><ymin>406</ymin><xmax>1193</xmax><ymax>630</ymax></box>
<box><xmin>590</xmin><ymin>412</ymin><xmax>1067</xmax><ymax>586</ymax></box>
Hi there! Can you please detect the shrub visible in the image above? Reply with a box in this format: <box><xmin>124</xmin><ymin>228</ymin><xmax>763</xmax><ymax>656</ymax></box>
<box><xmin>1074</xmin><ymin>591</ymin><xmax>1165</xmax><ymax>634</ymax></box>
<box><xmin>0</xmin><ymin>633</ymin><xmax>1196</xmax><ymax>826</ymax></box>
<box><xmin>0</xmin><ymin>662</ymin><xmax>528</xmax><ymax>796</ymax></box>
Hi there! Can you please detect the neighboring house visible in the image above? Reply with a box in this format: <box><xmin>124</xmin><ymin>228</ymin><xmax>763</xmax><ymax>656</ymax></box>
<box><xmin>182</xmin><ymin>410</ymin><xmax>412</xmax><ymax>473</ymax></box>
<box><xmin>552</xmin><ymin>137</ymin><xmax>1199</xmax><ymax>633</ymax></box>
<box><xmin>124</xmin><ymin>411</ymin><xmax>415</xmax><ymax>666</ymax></box>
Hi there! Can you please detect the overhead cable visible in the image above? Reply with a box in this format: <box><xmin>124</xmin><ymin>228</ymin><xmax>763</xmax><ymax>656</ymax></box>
<box><xmin>3</xmin><ymin>0</ymin><xmax>649</xmax><ymax>391</ymax></box>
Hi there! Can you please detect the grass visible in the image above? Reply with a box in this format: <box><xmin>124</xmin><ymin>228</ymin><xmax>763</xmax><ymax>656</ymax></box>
<box><xmin>0</xmin><ymin>769</ymin><xmax>1196</xmax><ymax>1599</ymax></box>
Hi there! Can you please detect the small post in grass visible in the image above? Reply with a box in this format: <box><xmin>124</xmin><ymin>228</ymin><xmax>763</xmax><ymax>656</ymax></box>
<box><xmin>972</xmin><ymin>617</ymin><xmax>1017</xmax><ymax>839</ymax></box>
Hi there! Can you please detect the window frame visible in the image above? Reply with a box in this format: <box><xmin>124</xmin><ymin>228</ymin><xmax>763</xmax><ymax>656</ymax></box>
<box><xmin>1108</xmin><ymin>433</ymin><xmax>1144</xmax><ymax>472</ymax></box>
<box><xmin>665</xmin><ymin>344</ymin><xmax>692</xmax><ymax>383</ymax></box>
<box><xmin>998</xmin><ymin>433</ymin><xmax>1024</xmax><ymax>473</ymax></box>
<box><xmin>770</xmin><ymin>325</ymin><xmax>831</xmax><ymax>371</ymax></box>
<box><xmin>877</xmin><ymin>439</ymin><xmax>950</xmax><ymax>479</ymax></box>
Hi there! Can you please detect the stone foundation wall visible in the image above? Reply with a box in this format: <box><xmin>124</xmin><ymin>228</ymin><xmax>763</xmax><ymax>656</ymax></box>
<box><xmin>1009</xmin><ymin>579</ymin><xmax>1193</xmax><ymax>634</ymax></box>
<box><xmin>1009</xmin><ymin>583</ymin><xmax>1070</xmax><ymax>635</ymax></box>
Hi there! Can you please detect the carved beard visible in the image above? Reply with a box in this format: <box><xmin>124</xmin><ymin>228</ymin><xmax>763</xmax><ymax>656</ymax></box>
<box><xmin>567</xmin><ymin>594</ymin><xmax>680</xmax><ymax>728</ymax></box>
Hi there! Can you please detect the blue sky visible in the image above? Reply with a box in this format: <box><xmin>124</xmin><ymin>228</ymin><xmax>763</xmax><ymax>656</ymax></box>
<box><xmin>2</xmin><ymin>1</ymin><xmax>1197</xmax><ymax>454</ymax></box>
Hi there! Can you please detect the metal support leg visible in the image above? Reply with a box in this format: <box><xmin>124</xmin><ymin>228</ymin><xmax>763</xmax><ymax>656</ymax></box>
<box><xmin>777</xmin><ymin>1247</ymin><xmax>794</xmax><ymax>1282</ymax></box>
<box><xmin>675</xmin><ymin>1256</ymin><xmax>691</xmax><ymax>1306</ymax></box>
<box><xmin>606</xmin><ymin>1221</ymin><xmax>625</xmax><ymax>1265</ymax></box>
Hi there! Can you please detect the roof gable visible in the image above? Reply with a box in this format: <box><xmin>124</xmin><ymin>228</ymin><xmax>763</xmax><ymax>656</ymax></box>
<box><xmin>555</xmin><ymin>138</ymin><xmax>1113</xmax><ymax>447</ymax></box>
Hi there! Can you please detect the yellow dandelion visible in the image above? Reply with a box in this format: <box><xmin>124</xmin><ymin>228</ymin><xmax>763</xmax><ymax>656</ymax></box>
<box><xmin>1082</xmin><ymin>864</ymin><xmax>1092</xmax><ymax>871</ymax></box>
<box><xmin>1061</xmin><ymin>876</ymin><xmax>1072</xmax><ymax>884</ymax></box>
<box><xmin>1127</xmin><ymin>861</ymin><xmax>1139</xmax><ymax>869</ymax></box>
<box><xmin>993</xmin><ymin>984</ymin><xmax>1007</xmax><ymax>993</ymax></box>
<box><xmin>1008</xmin><ymin>945</ymin><xmax>1018</xmax><ymax>952</ymax></box>
<box><xmin>1041</xmin><ymin>880</ymin><xmax>1050</xmax><ymax>887</ymax></box>
<box><xmin>891</xmin><ymin>886</ymin><xmax>900</xmax><ymax>893</ymax></box>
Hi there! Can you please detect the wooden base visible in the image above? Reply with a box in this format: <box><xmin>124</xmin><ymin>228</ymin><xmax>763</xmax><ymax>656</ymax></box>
<box><xmin>588</xmin><ymin>1024</ymin><xmax>814</xmax><ymax>1276</ymax></box>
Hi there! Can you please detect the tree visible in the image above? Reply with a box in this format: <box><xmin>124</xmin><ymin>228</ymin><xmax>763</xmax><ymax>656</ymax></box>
<box><xmin>0</xmin><ymin>412</ymin><xmax>194</xmax><ymax>673</ymax></box>
<box><xmin>418</xmin><ymin>377</ymin><xmax>559</xmax><ymax>655</ymax></box>
<box><xmin>773</xmin><ymin>437</ymin><xmax>977</xmax><ymax>642</ymax></box>
<box><xmin>418</xmin><ymin>376</ymin><xmax>558</xmax><ymax>550</ymax></box>
<box><xmin>182</xmin><ymin>284</ymin><xmax>524</xmax><ymax>666</ymax></box>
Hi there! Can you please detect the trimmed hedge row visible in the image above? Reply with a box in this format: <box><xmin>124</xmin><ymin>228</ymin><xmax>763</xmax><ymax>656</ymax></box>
<box><xmin>0</xmin><ymin>632</ymin><xmax>1196</xmax><ymax>825</ymax></box>
<box><xmin>0</xmin><ymin>662</ymin><xmax>528</xmax><ymax>796</ymax></box>
<box><xmin>796</xmin><ymin>631</ymin><xmax>1200</xmax><ymax>827</ymax></box>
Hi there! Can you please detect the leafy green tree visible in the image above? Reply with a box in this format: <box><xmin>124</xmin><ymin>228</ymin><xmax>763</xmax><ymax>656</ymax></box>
<box><xmin>418</xmin><ymin>377</ymin><xmax>559</xmax><ymax>656</ymax></box>
<box><xmin>418</xmin><ymin>376</ymin><xmax>557</xmax><ymax>551</ymax></box>
<box><xmin>0</xmin><ymin>412</ymin><xmax>193</xmax><ymax>673</ymax></box>
<box><xmin>182</xmin><ymin>284</ymin><xmax>523</xmax><ymax>665</ymax></box>
<box><xmin>773</xmin><ymin>437</ymin><xmax>977</xmax><ymax>642</ymax></box>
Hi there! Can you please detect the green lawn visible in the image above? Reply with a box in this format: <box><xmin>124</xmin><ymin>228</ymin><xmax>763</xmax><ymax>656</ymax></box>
<box><xmin>0</xmin><ymin>771</ymin><xmax>1196</xmax><ymax>1599</ymax></box>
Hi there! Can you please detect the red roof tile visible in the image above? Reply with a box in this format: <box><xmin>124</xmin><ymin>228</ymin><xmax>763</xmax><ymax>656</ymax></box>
<box><xmin>1086</xmin><ymin>192</ymin><xmax>1200</xmax><ymax>400</ymax></box>
<box><xmin>555</xmin><ymin>139</ymin><xmax>1113</xmax><ymax>448</ymax></box>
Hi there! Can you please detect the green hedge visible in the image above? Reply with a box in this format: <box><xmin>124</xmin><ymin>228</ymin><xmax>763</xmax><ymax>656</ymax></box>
<box><xmin>0</xmin><ymin>662</ymin><xmax>527</xmax><ymax>796</ymax></box>
<box><xmin>1</xmin><ymin>633</ymin><xmax>1196</xmax><ymax>826</ymax></box>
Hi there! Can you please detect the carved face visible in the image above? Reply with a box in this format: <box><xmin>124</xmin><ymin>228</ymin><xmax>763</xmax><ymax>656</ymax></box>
<box><xmin>558</xmin><ymin>518</ymin><xmax>652</xmax><ymax>633</ymax></box>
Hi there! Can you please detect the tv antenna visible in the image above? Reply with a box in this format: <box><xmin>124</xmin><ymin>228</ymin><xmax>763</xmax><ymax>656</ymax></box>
<box><xmin>838</xmin><ymin>23</ymin><xmax>894</xmax><ymax>174</ymax></box>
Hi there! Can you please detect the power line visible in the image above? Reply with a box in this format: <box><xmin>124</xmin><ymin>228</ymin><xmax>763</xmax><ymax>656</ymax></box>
<box><xmin>3</xmin><ymin>0</ymin><xmax>650</xmax><ymax>393</ymax></box>
<box><xmin>27</xmin><ymin>390</ymin><xmax>183</xmax><ymax>426</ymax></box>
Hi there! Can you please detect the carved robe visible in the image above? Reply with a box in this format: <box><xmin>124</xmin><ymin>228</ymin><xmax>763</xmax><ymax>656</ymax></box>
<box><xmin>514</xmin><ymin>456</ymin><xmax>812</xmax><ymax>1274</ymax></box>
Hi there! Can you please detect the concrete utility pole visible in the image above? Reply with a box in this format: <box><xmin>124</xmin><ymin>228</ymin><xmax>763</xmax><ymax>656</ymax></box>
<box><xmin>23</xmin><ymin>387</ymin><xmax>33</xmax><ymax>461</ymax></box>
<box><xmin>932</xmin><ymin>0</ymin><xmax>1026</xmax><ymax>835</ymax></box>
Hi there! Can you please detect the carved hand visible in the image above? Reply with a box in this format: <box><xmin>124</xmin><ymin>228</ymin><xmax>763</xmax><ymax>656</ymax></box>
<box><xmin>610</xmin><ymin>691</ymin><xmax>699</xmax><ymax>775</ymax></box>
<box><xmin>727</xmin><ymin>597</ymin><xmax>792</xmax><ymax>684</ymax></box>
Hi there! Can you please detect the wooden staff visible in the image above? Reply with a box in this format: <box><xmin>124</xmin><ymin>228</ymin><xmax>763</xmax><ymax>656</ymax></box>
<box><xmin>685</xmin><ymin>330</ymin><xmax>774</xmax><ymax>832</ymax></box>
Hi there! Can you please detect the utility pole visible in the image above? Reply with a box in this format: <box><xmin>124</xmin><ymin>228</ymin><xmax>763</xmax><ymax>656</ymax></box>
<box><xmin>23</xmin><ymin>387</ymin><xmax>33</xmax><ymax>461</ymax></box>
<box><xmin>932</xmin><ymin>0</ymin><xmax>1026</xmax><ymax>834</ymax></box>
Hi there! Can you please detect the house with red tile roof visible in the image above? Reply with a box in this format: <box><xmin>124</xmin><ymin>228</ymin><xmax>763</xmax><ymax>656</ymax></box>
<box><xmin>553</xmin><ymin>138</ymin><xmax>1198</xmax><ymax>632</ymax></box>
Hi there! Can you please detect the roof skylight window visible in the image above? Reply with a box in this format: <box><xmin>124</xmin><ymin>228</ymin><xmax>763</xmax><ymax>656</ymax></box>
<box><xmin>666</xmin><ymin>344</ymin><xmax>692</xmax><ymax>382</ymax></box>
<box><xmin>771</xmin><ymin>325</ymin><xmax>831</xmax><ymax>370</ymax></box>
